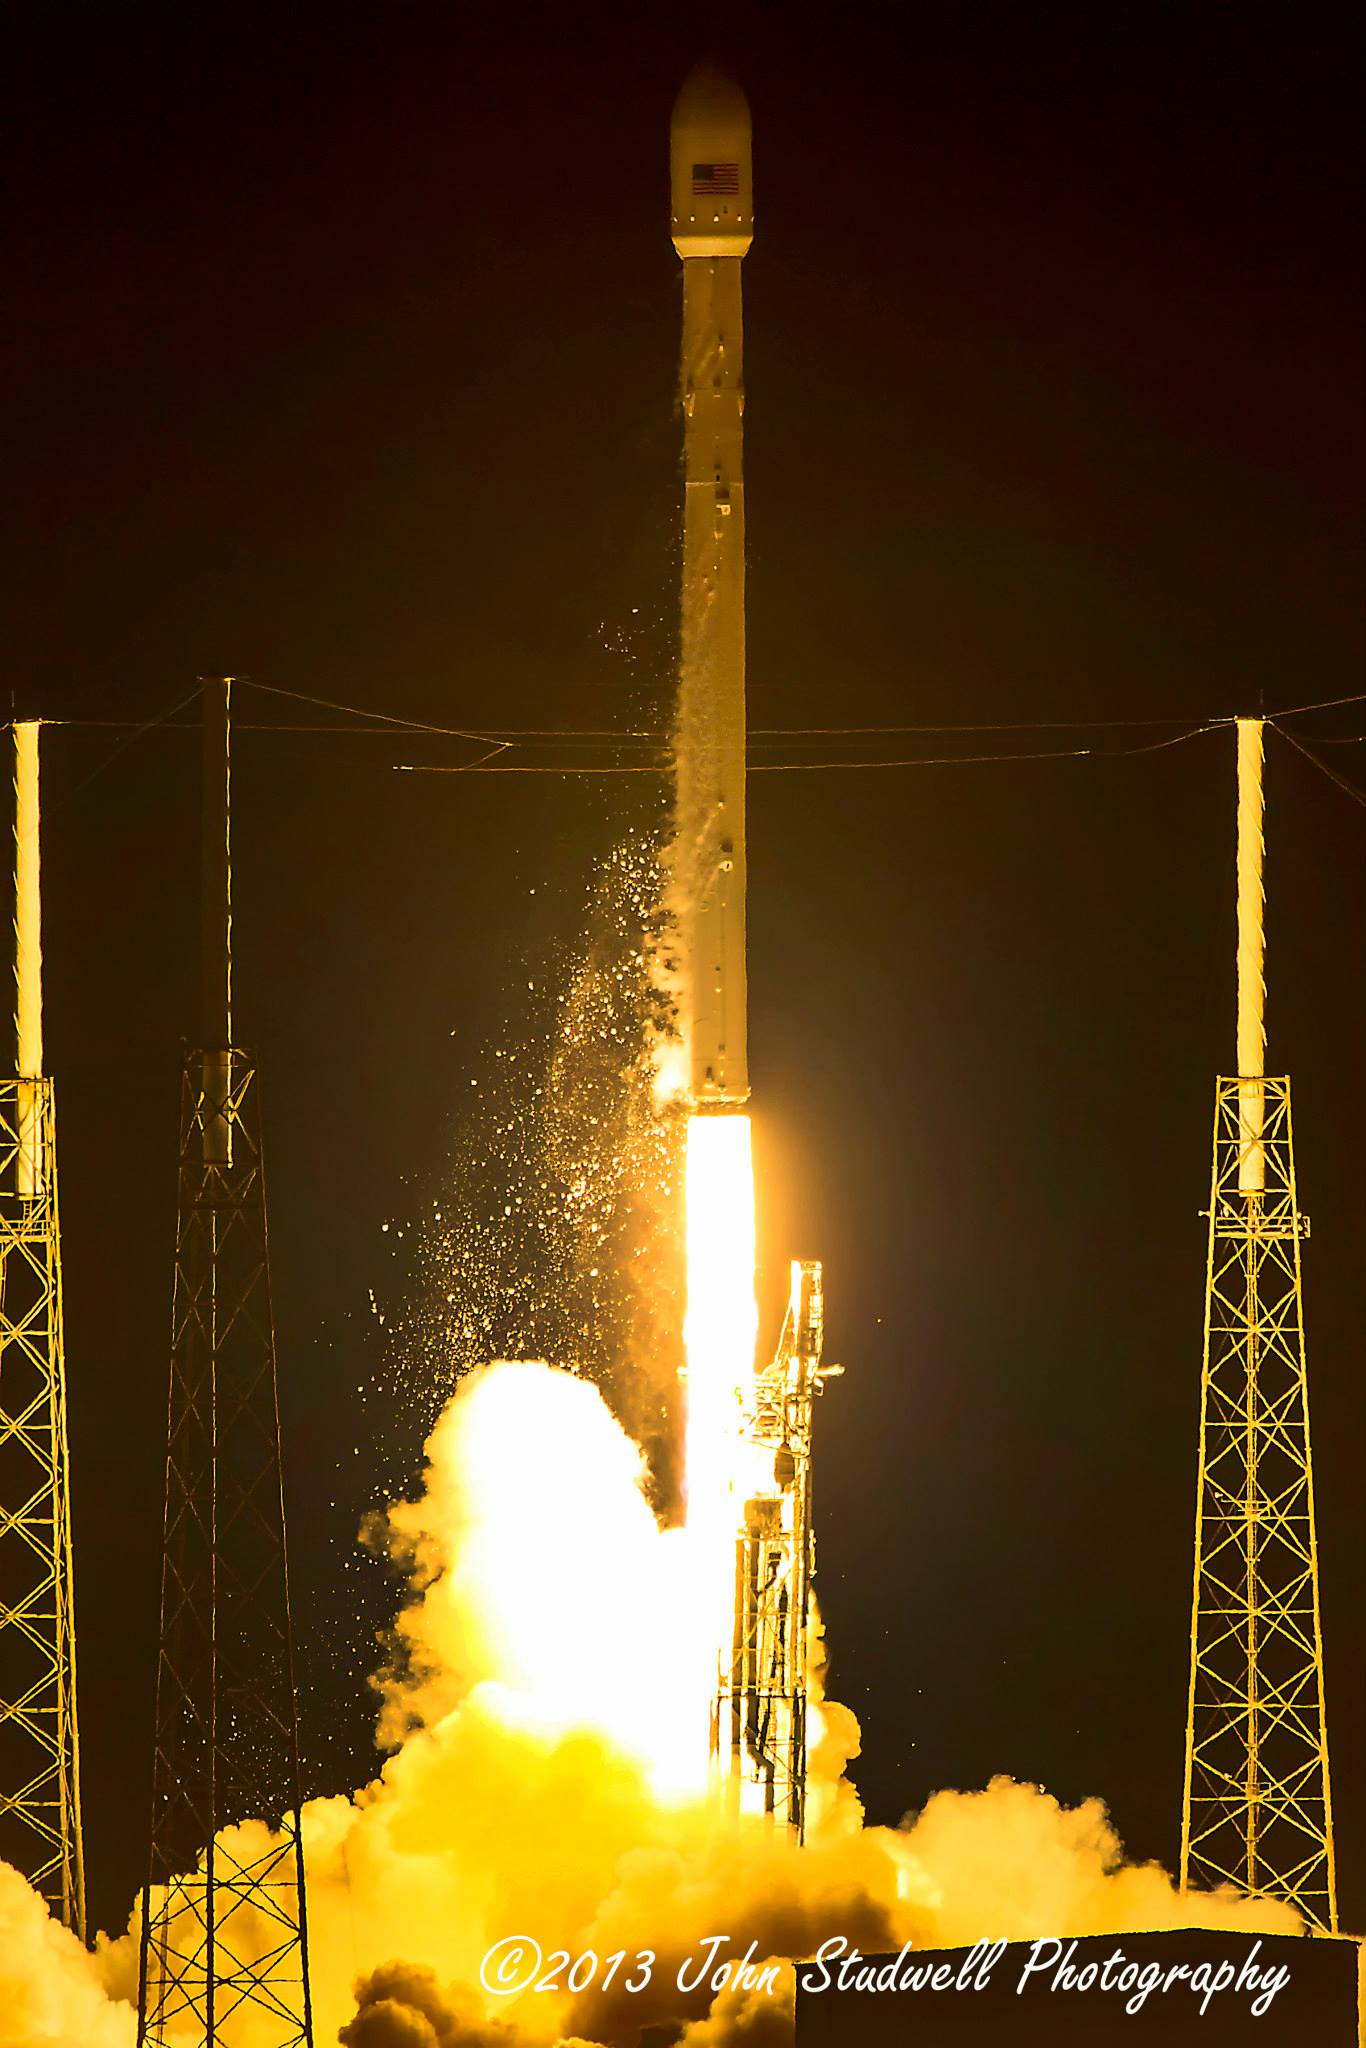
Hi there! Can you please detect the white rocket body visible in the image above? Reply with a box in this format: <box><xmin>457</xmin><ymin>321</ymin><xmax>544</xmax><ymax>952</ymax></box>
<box><xmin>672</xmin><ymin>65</ymin><xmax>752</xmax><ymax>1107</ymax></box>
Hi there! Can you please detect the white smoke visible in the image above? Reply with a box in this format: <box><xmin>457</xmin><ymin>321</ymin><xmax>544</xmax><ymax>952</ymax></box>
<box><xmin>0</xmin><ymin>1857</ymin><xmax>134</xmax><ymax>2047</ymax></box>
<box><xmin>0</xmin><ymin>1359</ymin><xmax>1291</xmax><ymax>2047</ymax></box>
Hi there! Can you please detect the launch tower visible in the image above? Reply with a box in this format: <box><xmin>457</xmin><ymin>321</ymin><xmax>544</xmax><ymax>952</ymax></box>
<box><xmin>0</xmin><ymin>722</ymin><xmax>85</xmax><ymax>1934</ymax></box>
<box><xmin>138</xmin><ymin>681</ymin><xmax>313</xmax><ymax>2046</ymax></box>
<box><xmin>1180</xmin><ymin>718</ymin><xmax>1337</xmax><ymax>1929</ymax></box>
<box><xmin>714</xmin><ymin>1260</ymin><xmax>841</xmax><ymax>1837</ymax></box>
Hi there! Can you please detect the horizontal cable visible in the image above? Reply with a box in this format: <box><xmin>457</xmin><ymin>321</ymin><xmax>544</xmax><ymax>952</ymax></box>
<box><xmin>12</xmin><ymin>686</ymin><xmax>1364</xmax><ymax>745</ymax></box>
<box><xmin>395</xmin><ymin>724</ymin><xmax>1223</xmax><ymax>775</ymax></box>
<box><xmin>1271</xmin><ymin>723</ymin><xmax>1366</xmax><ymax>812</ymax></box>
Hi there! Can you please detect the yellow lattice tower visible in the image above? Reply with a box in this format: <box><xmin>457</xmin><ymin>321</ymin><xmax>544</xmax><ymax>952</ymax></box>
<box><xmin>1181</xmin><ymin>718</ymin><xmax>1337</xmax><ymax>1929</ymax></box>
<box><xmin>0</xmin><ymin>721</ymin><xmax>85</xmax><ymax>1933</ymax></box>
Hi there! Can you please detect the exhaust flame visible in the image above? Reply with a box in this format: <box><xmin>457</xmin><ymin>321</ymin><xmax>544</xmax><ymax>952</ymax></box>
<box><xmin>682</xmin><ymin>1115</ymin><xmax>758</xmax><ymax>1532</ymax></box>
<box><xmin>376</xmin><ymin>1361</ymin><xmax>709</xmax><ymax>1802</ymax></box>
<box><xmin>682</xmin><ymin>1113</ymin><xmax>758</xmax><ymax>1744</ymax></box>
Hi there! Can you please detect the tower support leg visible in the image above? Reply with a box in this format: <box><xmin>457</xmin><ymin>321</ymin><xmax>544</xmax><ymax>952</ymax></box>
<box><xmin>0</xmin><ymin>1078</ymin><xmax>84</xmax><ymax>1934</ymax></box>
<box><xmin>1181</xmin><ymin>1075</ymin><xmax>1337</xmax><ymax>1929</ymax></box>
<box><xmin>137</xmin><ymin>1051</ymin><xmax>313</xmax><ymax>2046</ymax></box>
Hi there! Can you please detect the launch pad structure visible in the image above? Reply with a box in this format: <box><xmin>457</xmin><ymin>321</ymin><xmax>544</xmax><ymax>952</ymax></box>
<box><xmin>0</xmin><ymin>722</ymin><xmax>84</xmax><ymax>1936</ymax></box>
<box><xmin>137</xmin><ymin>680</ymin><xmax>314</xmax><ymax>2047</ymax></box>
<box><xmin>715</xmin><ymin>1259</ymin><xmax>841</xmax><ymax>1838</ymax></box>
<box><xmin>1181</xmin><ymin>719</ymin><xmax>1337</xmax><ymax>1930</ymax></box>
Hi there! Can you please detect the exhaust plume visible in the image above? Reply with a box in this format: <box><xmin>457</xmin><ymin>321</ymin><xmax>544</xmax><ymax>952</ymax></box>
<box><xmin>0</xmin><ymin>1357</ymin><xmax>1298</xmax><ymax>2047</ymax></box>
<box><xmin>88</xmin><ymin>1361</ymin><xmax>1303</xmax><ymax>2047</ymax></box>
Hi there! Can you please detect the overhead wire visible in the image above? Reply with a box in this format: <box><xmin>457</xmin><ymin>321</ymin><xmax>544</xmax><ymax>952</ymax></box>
<box><xmin>238</xmin><ymin>676</ymin><xmax>497</xmax><ymax>742</ymax></box>
<box><xmin>1271</xmin><ymin>722</ymin><xmax>1366</xmax><ymax>812</ymax></box>
<box><xmin>11</xmin><ymin>685</ymin><xmax>1365</xmax><ymax>784</ymax></box>
<box><xmin>392</xmin><ymin>723</ymin><xmax>1227</xmax><ymax>774</ymax></box>
<box><xmin>59</xmin><ymin>678</ymin><xmax>208</xmax><ymax>799</ymax></box>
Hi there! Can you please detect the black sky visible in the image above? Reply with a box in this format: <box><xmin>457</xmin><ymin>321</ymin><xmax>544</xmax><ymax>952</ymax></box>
<box><xmin>4</xmin><ymin>2</ymin><xmax>1363</xmax><ymax>1941</ymax></box>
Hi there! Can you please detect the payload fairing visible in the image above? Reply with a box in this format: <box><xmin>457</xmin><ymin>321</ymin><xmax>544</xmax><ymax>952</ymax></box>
<box><xmin>671</xmin><ymin>64</ymin><xmax>752</xmax><ymax>1107</ymax></box>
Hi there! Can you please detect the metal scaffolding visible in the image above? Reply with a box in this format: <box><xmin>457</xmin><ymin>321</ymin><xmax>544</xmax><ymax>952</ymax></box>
<box><xmin>0</xmin><ymin>1077</ymin><xmax>84</xmax><ymax>1933</ymax></box>
<box><xmin>0</xmin><ymin>721</ymin><xmax>84</xmax><ymax>1934</ymax></box>
<box><xmin>138</xmin><ymin>682</ymin><xmax>313</xmax><ymax>2046</ymax></box>
<box><xmin>713</xmin><ymin>1259</ymin><xmax>840</xmax><ymax>1840</ymax></box>
<box><xmin>1181</xmin><ymin>721</ymin><xmax>1337</xmax><ymax>1930</ymax></box>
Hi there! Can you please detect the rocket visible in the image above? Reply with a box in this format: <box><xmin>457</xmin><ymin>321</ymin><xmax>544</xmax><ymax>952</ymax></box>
<box><xmin>671</xmin><ymin>64</ymin><xmax>753</xmax><ymax>1108</ymax></box>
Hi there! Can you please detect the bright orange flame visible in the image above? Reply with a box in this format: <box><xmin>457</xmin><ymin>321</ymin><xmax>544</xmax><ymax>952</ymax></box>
<box><xmin>360</xmin><ymin>1113</ymin><xmax>762</xmax><ymax>1807</ymax></box>
<box><xmin>682</xmin><ymin>1112</ymin><xmax>758</xmax><ymax>1726</ymax></box>
<box><xmin>399</xmin><ymin>1361</ymin><xmax>713</xmax><ymax>1797</ymax></box>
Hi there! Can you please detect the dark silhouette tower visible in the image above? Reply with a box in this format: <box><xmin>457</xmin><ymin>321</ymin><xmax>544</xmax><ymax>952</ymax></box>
<box><xmin>138</xmin><ymin>680</ymin><xmax>313</xmax><ymax>2046</ymax></box>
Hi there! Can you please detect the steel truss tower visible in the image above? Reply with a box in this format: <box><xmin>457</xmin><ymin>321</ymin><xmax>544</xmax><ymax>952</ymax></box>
<box><xmin>1181</xmin><ymin>719</ymin><xmax>1337</xmax><ymax>1930</ymax></box>
<box><xmin>0</xmin><ymin>722</ymin><xmax>84</xmax><ymax>1932</ymax></box>
<box><xmin>138</xmin><ymin>680</ymin><xmax>313</xmax><ymax>2047</ymax></box>
<box><xmin>713</xmin><ymin>1259</ymin><xmax>840</xmax><ymax>1840</ymax></box>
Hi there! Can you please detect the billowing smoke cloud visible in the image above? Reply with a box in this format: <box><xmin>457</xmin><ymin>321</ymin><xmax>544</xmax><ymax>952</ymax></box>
<box><xmin>0</xmin><ymin>1858</ymin><xmax>133</xmax><ymax>2047</ymax></box>
<box><xmin>0</xmin><ymin>1360</ymin><xmax>1297</xmax><ymax>2047</ymax></box>
<box><xmin>339</xmin><ymin>1964</ymin><xmax>526</xmax><ymax>2048</ymax></box>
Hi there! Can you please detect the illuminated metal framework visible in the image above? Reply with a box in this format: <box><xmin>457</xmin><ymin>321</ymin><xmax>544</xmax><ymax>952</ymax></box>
<box><xmin>714</xmin><ymin>1259</ymin><xmax>840</xmax><ymax>1840</ymax></box>
<box><xmin>1181</xmin><ymin>1077</ymin><xmax>1336</xmax><ymax>1927</ymax></box>
<box><xmin>1181</xmin><ymin>720</ymin><xmax>1336</xmax><ymax>1931</ymax></box>
<box><xmin>0</xmin><ymin>1076</ymin><xmax>84</xmax><ymax>1932</ymax></box>
<box><xmin>138</xmin><ymin>1050</ymin><xmax>313</xmax><ymax>2047</ymax></box>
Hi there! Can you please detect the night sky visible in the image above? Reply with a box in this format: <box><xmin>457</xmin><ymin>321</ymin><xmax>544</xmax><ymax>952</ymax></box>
<box><xmin>6</xmin><ymin>4</ymin><xmax>1363</xmax><ymax>1943</ymax></box>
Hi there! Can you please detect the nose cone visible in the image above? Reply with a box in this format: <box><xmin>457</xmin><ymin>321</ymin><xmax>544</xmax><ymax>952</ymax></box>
<box><xmin>672</xmin><ymin>60</ymin><xmax>749</xmax><ymax>136</ymax></box>
<box><xmin>671</xmin><ymin>62</ymin><xmax>753</xmax><ymax>258</ymax></box>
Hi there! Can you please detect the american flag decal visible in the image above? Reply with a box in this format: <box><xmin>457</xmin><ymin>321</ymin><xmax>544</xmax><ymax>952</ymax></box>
<box><xmin>692</xmin><ymin>162</ymin><xmax>740</xmax><ymax>195</ymax></box>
